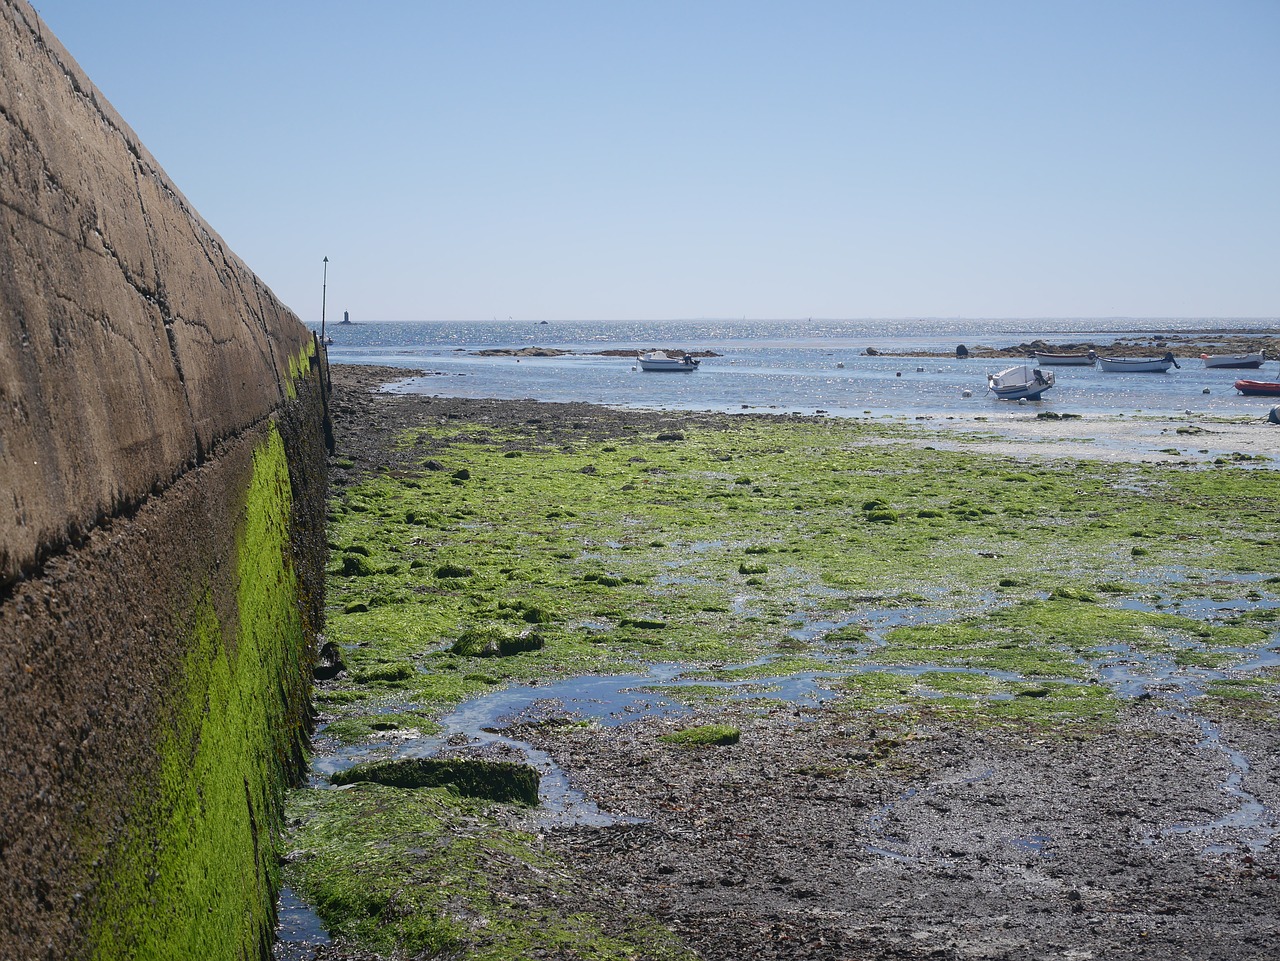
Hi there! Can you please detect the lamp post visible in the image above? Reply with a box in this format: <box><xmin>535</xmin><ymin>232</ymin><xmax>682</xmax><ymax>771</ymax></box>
<box><xmin>320</xmin><ymin>256</ymin><xmax>329</xmax><ymax>342</ymax></box>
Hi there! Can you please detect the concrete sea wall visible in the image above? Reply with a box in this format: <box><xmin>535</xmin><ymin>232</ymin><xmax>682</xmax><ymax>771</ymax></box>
<box><xmin>0</xmin><ymin>2</ymin><xmax>329</xmax><ymax>958</ymax></box>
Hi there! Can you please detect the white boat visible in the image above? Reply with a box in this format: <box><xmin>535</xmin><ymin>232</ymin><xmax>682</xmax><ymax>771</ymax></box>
<box><xmin>987</xmin><ymin>364</ymin><xmax>1055</xmax><ymax>400</ymax></box>
<box><xmin>638</xmin><ymin>350</ymin><xmax>700</xmax><ymax>372</ymax></box>
<box><xmin>1031</xmin><ymin>350</ymin><xmax>1096</xmax><ymax>366</ymax></box>
<box><xmin>1097</xmin><ymin>352</ymin><xmax>1180</xmax><ymax>373</ymax></box>
<box><xmin>1200</xmin><ymin>350</ymin><xmax>1266</xmax><ymax>369</ymax></box>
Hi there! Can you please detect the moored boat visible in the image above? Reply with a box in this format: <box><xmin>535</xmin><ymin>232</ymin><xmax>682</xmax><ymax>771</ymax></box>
<box><xmin>638</xmin><ymin>350</ymin><xmax>700</xmax><ymax>372</ymax></box>
<box><xmin>1201</xmin><ymin>350</ymin><xmax>1266</xmax><ymax>369</ymax></box>
<box><xmin>1233</xmin><ymin>379</ymin><xmax>1280</xmax><ymax>396</ymax></box>
<box><xmin>987</xmin><ymin>364</ymin><xmax>1055</xmax><ymax>400</ymax></box>
<box><xmin>1097</xmin><ymin>352</ymin><xmax>1179</xmax><ymax>373</ymax></box>
<box><xmin>1031</xmin><ymin>350</ymin><xmax>1096</xmax><ymax>366</ymax></box>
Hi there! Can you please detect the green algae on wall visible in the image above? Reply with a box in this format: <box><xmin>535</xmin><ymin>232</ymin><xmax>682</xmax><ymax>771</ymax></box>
<box><xmin>88</xmin><ymin>425</ymin><xmax>311</xmax><ymax>961</ymax></box>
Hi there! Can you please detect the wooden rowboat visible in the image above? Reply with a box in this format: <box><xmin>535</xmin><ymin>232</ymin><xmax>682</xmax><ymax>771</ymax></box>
<box><xmin>1031</xmin><ymin>350</ymin><xmax>1096</xmax><ymax>366</ymax></box>
<box><xmin>1097</xmin><ymin>352</ymin><xmax>1180</xmax><ymax>373</ymax></box>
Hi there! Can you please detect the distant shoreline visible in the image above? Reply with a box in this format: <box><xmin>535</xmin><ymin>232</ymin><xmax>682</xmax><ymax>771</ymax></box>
<box><xmin>446</xmin><ymin>331</ymin><xmax>1280</xmax><ymax>361</ymax></box>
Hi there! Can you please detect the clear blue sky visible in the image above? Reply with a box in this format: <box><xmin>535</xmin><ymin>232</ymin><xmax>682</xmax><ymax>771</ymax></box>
<box><xmin>30</xmin><ymin>1</ymin><xmax>1280</xmax><ymax>323</ymax></box>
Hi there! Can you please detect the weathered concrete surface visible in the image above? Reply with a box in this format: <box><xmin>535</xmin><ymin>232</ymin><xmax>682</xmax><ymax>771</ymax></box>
<box><xmin>0</xmin><ymin>2</ymin><xmax>328</xmax><ymax>959</ymax></box>
<box><xmin>0</xmin><ymin>0</ymin><xmax>314</xmax><ymax>588</ymax></box>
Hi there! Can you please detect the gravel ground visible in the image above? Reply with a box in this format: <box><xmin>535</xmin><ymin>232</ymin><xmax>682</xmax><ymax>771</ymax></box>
<box><xmin>304</xmin><ymin>364</ymin><xmax>1280</xmax><ymax>961</ymax></box>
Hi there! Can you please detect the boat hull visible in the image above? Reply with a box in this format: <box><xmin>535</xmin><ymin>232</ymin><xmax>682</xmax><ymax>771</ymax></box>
<box><xmin>991</xmin><ymin>385</ymin><xmax>1053</xmax><ymax>400</ymax></box>
<box><xmin>1233</xmin><ymin>379</ymin><xmax>1280</xmax><ymax>396</ymax></box>
<box><xmin>1202</xmin><ymin>352</ymin><xmax>1266</xmax><ymax>369</ymax></box>
<box><xmin>1097</xmin><ymin>357</ymin><xmax>1177</xmax><ymax>373</ymax></box>
<box><xmin>1032</xmin><ymin>351</ymin><xmax>1096</xmax><ymax>366</ymax></box>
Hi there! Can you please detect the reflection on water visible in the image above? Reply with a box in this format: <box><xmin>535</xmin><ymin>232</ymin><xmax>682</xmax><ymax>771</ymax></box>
<box><xmin>319</xmin><ymin>319</ymin><xmax>1280</xmax><ymax>421</ymax></box>
<box><xmin>272</xmin><ymin>886</ymin><xmax>330</xmax><ymax>960</ymax></box>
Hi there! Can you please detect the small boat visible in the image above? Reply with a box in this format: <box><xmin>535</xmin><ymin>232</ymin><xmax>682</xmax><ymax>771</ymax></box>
<box><xmin>1201</xmin><ymin>350</ymin><xmax>1266</xmax><ymax>369</ymax></box>
<box><xmin>987</xmin><ymin>364</ymin><xmax>1055</xmax><ymax>400</ymax></box>
<box><xmin>1233</xmin><ymin>379</ymin><xmax>1280</xmax><ymax>396</ymax></box>
<box><xmin>1097</xmin><ymin>352</ymin><xmax>1179</xmax><ymax>373</ymax></box>
<box><xmin>638</xmin><ymin>350</ymin><xmax>700</xmax><ymax>372</ymax></box>
<box><xmin>1031</xmin><ymin>350</ymin><xmax>1096</xmax><ymax>366</ymax></box>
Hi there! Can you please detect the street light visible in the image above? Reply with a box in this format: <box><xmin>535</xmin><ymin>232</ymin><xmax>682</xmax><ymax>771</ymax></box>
<box><xmin>320</xmin><ymin>256</ymin><xmax>329</xmax><ymax>342</ymax></box>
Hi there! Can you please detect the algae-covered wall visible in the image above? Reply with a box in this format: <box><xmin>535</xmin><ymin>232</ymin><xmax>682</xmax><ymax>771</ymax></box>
<box><xmin>0</xmin><ymin>2</ymin><xmax>329</xmax><ymax>958</ymax></box>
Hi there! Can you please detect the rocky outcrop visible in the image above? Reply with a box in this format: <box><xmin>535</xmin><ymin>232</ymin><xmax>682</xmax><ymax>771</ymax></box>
<box><xmin>0</xmin><ymin>3</ymin><xmax>328</xmax><ymax>959</ymax></box>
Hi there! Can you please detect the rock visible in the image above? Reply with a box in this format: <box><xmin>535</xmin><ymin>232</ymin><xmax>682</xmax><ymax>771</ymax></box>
<box><xmin>434</xmin><ymin>563</ymin><xmax>473</xmax><ymax>579</ymax></box>
<box><xmin>340</xmin><ymin>554</ymin><xmax>376</xmax><ymax>577</ymax></box>
<box><xmin>330</xmin><ymin>757</ymin><xmax>540</xmax><ymax>805</ymax></box>
<box><xmin>313</xmin><ymin>641</ymin><xmax>346</xmax><ymax>681</ymax></box>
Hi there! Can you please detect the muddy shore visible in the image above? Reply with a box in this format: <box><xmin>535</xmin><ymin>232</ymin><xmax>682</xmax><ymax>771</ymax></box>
<box><xmin>298</xmin><ymin>365</ymin><xmax>1279</xmax><ymax>961</ymax></box>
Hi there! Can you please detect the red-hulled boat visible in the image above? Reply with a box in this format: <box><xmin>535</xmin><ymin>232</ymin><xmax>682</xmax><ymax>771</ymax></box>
<box><xmin>1233</xmin><ymin>379</ymin><xmax>1280</xmax><ymax>396</ymax></box>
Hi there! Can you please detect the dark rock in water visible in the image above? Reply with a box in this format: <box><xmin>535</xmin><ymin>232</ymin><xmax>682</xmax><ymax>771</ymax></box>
<box><xmin>330</xmin><ymin>757</ymin><xmax>540</xmax><ymax>805</ymax></box>
<box><xmin>956</xmin><ymin>344</ymin><xmax>969</xmax><ymax>359</ymax></box>
<box><xmin>314</xmin><ymin>641</ymin><xmax>346</xmax><ymax>681</ymax></box>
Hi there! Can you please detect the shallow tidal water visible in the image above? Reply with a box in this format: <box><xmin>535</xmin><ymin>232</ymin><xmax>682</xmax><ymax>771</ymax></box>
<box><xmin>319</xmin><ymin>318</ymin><xmax>1280</xmax><ymax>420</ymax></box>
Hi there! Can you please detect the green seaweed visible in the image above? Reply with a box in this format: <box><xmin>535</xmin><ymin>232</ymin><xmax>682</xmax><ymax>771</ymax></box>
<box><xmin>297</xmin><ymin>413</ymin><xmax>1280</xmax><ymax>957</ymax></box>
<box><xmin>285</xmin><ymin>783</ymin><xmax>693</xmax><ymax>959</ymax></box>
<box><xmin>90</xmin><ymin>426</ymin><xmax>308</xmax><ymax>960</ymax></box>
<box><xmin>658</xmin><ymin>724</ymin><xmax>742</xmax><ymax>746</ymax></box>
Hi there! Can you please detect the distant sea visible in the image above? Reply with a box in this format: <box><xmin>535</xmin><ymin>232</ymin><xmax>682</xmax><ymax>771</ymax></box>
<box><xmin>314</xmin><ymin>318</ymin><xmax>1279</xmax><ymax>420</ymax></box>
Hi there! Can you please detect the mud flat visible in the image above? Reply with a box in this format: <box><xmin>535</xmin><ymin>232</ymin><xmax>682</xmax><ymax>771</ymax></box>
<box><xmin>278</xmin><ymin>365</ymin><xmax>1279</xmax><ymax>961</ymax></box>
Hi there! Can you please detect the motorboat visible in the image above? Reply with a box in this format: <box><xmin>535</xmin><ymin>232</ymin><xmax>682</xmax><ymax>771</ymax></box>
<box><xmin>987</xmin><ymin>364</ymin><xmax>1055</xmax><ymax>400</ymax></box>
<box><xmin>1201</xmin><ymin>350</ymin><xmax>1266</xmax><ymax>369</ymax></box>
<box><xmin>1031</xmin><ymin>350</ymin><xmax>1096</xmax><ymax>366</ymax></box>
<box><xmin>1097</xmin><ymin>352</ymin><xmax>1179</xmax><ymax>373</ymax></box>
<box><xmin>1233</xmin><ymin>379</ymin><xmax>1280</xmax><ymax>396</ymax></box>
<box><xmin>638</xmin><ymin>350</ymin><xmax>700</xmax><ymax>372</ymax></box>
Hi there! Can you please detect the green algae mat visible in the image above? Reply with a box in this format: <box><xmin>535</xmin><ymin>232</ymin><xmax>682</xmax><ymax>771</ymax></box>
<box><xmin>285</xmin><ymin>415</ymin><xmax>1280</xmax><ymax>959</ymax></box>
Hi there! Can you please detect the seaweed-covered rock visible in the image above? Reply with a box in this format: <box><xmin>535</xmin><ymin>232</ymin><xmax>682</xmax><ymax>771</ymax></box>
<box><xmin>451</xmin><ymin>625</ymin><xmax>545</xmax><ymax>657</ymax></box>
<box><xmin>660</xmin><ymin>724</ymin><xmax>741</xmax><ymax>747</ymax></box>
<box><xmin>340</xmin><ymin>554</ymin><xmax>376</xmax><ymax>577</ymax></box>
<box><xmin>435</xmin><ymin>563</ymin><xmax>473</xmax><ymax>579</ymax></box>
<box><xmin>330</xmin><ymin>757</ymin><xmax>540</xmax><ymax>805</ymax></box>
